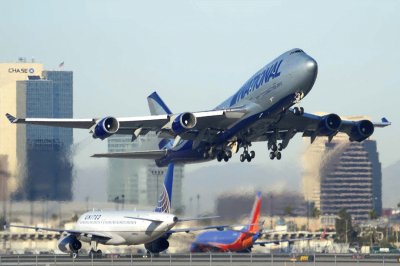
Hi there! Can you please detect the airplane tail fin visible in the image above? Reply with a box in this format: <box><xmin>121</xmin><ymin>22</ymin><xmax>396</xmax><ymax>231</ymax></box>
<box><xmin>154</xmin><ymin>163</ymin><xmax>174</xmax><ymax>213</ymax></box>
<box><xmin>147</xmin><ymin>92</ymin><xmax>172</xmax><ymax>115</ymax></box>
<box><xmin>247</xmin><ymin>192</ymin><xmax>262</xmax><ymax>234</ymax></box>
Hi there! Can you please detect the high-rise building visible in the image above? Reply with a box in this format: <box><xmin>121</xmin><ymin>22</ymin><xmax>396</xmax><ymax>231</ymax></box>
<box><xmin>107</xmin><ymin>133</ymin><xmax>184</xmax><ymax>210</ymax></box>
<box><xmin>0</xmin><ymin>62</ymin><xmax>43</xmax><ymax>195</ymax></box>
<box><xmin>302</xmin><ymin>116</ymin><xmax>382</xmax><ymax>222</ymax></box>
<box><xmin>0</xmin><ymin>62</ymin><xmax>73</xmax><ymax>201</ymax></box>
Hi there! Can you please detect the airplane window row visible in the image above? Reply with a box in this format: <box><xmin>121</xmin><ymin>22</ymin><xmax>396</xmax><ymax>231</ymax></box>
<box><xmin>79</xmin><ymin>220</ymin><xmax>137</xmax><ymax>224</ymax></box>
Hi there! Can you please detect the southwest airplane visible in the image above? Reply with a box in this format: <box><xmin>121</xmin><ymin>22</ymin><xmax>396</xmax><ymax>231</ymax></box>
<box><xmin>190</xmin><ymin>192</ymin><xmax>324</xmax><ymax>253</ymax></box>
<box><xmin>190</xmin><ymin>192</ymin><xmax>264</xmax><ymax>252</ymax></box>
<box><xmin>8</xmin><ymin>164</ymin><xmax>216</xmax><ymax>258</ymax></box>
<box><xmin>6</xmin><ymin>49</ymin><xmax>391</xmax><ymax>166</ymax></box>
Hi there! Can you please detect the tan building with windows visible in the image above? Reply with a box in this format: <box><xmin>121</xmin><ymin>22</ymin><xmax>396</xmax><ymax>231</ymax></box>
<box><xmin>0</xmin><ymin>62</ymin><xmax>43</xmax><ymax>195</ymax></box>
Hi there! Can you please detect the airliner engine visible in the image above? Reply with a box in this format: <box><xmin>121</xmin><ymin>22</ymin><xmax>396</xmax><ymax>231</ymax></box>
<box><xmin>58</xmin><ymin>235</ymin><xmax>82</xmax><ymax>253</ymax></box>
<box><xmin>92</xmin><ymin>117</ymin><xmax>119</xmax><ymax>140</ymax></box>
<box><xmin>171</xmin><ymin>112</ymin><xmax>197</xmax><ymax>135</ymax></box>
<box><xmin>145</xmin><ymin>237</ymin><xmax>169</xmax><ymax>253</ymax></box>
<box><xmin>349</xmin><ymin>120</ymin><xmax>374</xmax><ymax>142</ymax></box>
<box><xmin>317</xmin><ymin>113</ymin><xmax>342</xmax><ymax>136</ymax></box>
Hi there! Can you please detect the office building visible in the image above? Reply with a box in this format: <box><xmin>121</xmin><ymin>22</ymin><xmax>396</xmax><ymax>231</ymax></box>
<box><xmin>107</xmin><ymin>133</ymin><xmax>184</xmax><ymax>210</ymax></box>
<box><xmin>0</xmin><ymin>62</ymin><xmax>43</xmax><ymax>196</ymax></box>
<box><xmin>0</xmin><ymin>62</ymin><xmax>73</xmax><ymax>201</ymax></box>
<box><xmin>302</xmin><ymin>117</ymin><xmax>382</xmax><ymax>221</ymax></box>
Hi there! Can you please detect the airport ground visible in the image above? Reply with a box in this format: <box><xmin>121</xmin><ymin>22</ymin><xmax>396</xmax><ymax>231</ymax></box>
<box><xmin>0</xmin><ymin>253</ymin><xmax>400</xmax><ymax>266</ymax></box>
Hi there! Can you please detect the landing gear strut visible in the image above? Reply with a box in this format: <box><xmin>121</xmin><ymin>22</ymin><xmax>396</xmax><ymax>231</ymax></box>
<box><xmin>88</xmin><ymin>241</ymin><xmax>102</xmax><ymax>258</ymax></box>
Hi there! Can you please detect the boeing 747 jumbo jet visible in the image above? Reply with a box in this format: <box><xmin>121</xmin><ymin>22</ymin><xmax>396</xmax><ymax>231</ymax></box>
<box><xmin>6</xmin><ymin>49</ymin><xmax>391</xmax><ymax>166</ymax></box>
<box><xmin>7</xmin><ymin>164</ymin><xmax>216</xmax><ymax>258</ymax></box>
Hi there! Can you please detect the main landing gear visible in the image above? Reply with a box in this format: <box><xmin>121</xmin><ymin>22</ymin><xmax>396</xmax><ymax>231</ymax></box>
<box><xmin>293</xmin><ymin>106</ymin><xmax>304</xmax><ymax>116</ymax></box>
<box><xmin>269</xmin><ymin>143</ymin><xmax>283</xmax><ymax>160</ymax></box>
<box><xmin>216</xmin><ymin>150</ymin><xmax>232</xmax><ymax>162</ymax></box>
<box><xmin>88</xmin><ymin>241</ymin><xmax>102</xmax><ymax>258</ymax></box>
<box><xmin>240</xmin><ymin>145</ymin><xmax>255</xmax><ymax>162</ymax></box>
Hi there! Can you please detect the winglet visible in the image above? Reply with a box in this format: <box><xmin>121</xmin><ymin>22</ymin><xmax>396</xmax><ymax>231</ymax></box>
<box><xmin>5</xmin><ymin>113</ymin><xmax>17</xmax><ymax>123</ymax></box>
<box><xmin>374</xmin><ymin>117</ymin><xmax>391</xmax><ymax>128</ymax></box>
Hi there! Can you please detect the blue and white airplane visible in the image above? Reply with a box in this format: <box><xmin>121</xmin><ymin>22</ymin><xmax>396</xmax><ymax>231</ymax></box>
<box><xmin>7</xmin><ymin>163</ymin><xmax>218</xmax><ymax>258</ymax></box>
<box><xmin>6</xmin><ymin>49</ymin><xmax>390</xmax><ymax>166</ymax></box>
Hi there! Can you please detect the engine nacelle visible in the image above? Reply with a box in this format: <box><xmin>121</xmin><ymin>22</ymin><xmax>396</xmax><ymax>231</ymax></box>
<box><xmin>349</xmin><ymin>120</ymin><xmax>374</xmax><ymax>142</ymax></box>
<box><xmin>92</xmin><ymin>117</ymin><xmax>119</xmax><ymax>140</ymax></box>
<box><xmin>57</xmin><ymin>235</ymin><xmax>82</xmax><ymax>253</ymax></box>
<box><xmin>171</xmin><ymin>112</ymin><xmax>197</xmax><ymax>135</ymax></box>
<box><xmin>317</xmin><ymin>113</ymin><xmax>342</xmax><ymax>136</ymax></box>
<box><xmin>145</xmin><ymin>237</ymin><xmax>169</xmax><ymax>253</ymax></box>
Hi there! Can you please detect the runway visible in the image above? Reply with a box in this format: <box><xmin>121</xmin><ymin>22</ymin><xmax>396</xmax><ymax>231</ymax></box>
<box><xmin>0</xmin><ymin>253</ymin><xmax>399</xmax><ymax>266</ymax></box>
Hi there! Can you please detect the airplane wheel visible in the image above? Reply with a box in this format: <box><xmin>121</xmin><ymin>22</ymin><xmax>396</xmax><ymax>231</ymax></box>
<box><xmin>246</xmin><ymin>154</ymin><xmax>252</xmax><ymax>162</ymax></box>
<box><xmin>271</xmin><ymin>144</ymin><xmax>277</xmax><ymax>152</ymax></box>
<box><xmin>250</xmin><ymin>151</ymin><xmax>255</xmax><ymax>159</ymax></box>
<box><xmin>217</xmin><ymin>154</ymin><xmax>222</xmax><ymax>162</ymax></box>
<box><xmin>277</xmin><ymin>143</ymin><xmax>283</xmax><ymax>151</ymax></box>
<box><xmin>225</xmin><ymin>150</ymin><xmax>232</xmax><ymax>158</ymax></box>
<box><xmin>269</xmin><ymin>152</ymin><xmax>275</xmax><ymax>160</ymax></box>
<box><xmin>300</xmin><ymin>107</ymin><xmax>304</xmax><ymax>115</ymax></box>
<box><xmin>240</xmin><ymin>154</ymin><xmax>245</xmax><ymax>162</ymax></box>
<box><xmin>293</xmin><ymin>107</ymin><xmax>299</xmax><ymax>115</ymax></box>
<box><xmin>276</xmin><ymin>152</ymin><xmax>282</xmax><ymax>160</ymax></box>
<box><xmin>223</xmin><ymin>156</ymin><xmax>229</xmax><ymax>162</ymax></box>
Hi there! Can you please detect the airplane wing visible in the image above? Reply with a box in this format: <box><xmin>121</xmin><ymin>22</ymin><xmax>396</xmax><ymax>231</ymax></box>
<box><xmin>92</xmin><ymin>150</ymin><xmax>167</xmax><ymax>160</ymax></box>
<box><xmin>255</xmin><ymin>237</ymin><xmax>312</xmax><ymax>246</ymax></box>
<box><xmin>250</xmin><ymin>109</ymin><xmax>391</xmax><ymax>146</ymax></box>
<box><xmin>6</xmin><ymin>224</ymin><xmax>111</xmax><ymax>241</ymax></box>
<box><xmin>5</xmin><ymin>107</ymin><xmax>247</xmax><ymax>141</ymax></box>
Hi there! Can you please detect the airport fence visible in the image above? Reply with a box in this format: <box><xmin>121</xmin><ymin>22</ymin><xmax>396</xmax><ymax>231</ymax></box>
<box><xmin>0</xmin><ymin>252</ymin><xmax>400</xmax><ymax>265</ymax></box>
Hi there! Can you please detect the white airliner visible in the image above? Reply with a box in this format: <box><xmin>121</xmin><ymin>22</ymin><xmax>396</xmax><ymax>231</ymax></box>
<box><xmin>8</xmin><ymin>164</ymin><xmax>216</xmax><ymax>258</ymax></box>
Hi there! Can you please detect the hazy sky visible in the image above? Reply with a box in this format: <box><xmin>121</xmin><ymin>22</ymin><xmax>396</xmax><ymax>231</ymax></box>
<box><xmin>1</xmin><ymin>0</ymin><xmax>399</xmax><ymax>209</ymax></box>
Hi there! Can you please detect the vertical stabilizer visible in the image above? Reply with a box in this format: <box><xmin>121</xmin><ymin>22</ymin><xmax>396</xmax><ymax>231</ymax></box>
<box><xmin>147</xmin><ymin>92</ymin><xmax>172</xmax><ymax>115</ymax></box>
<box><xmin>247</xmin><ymin>192</ymin><xmax>262</xmax><ymax>233</ymax></box>
<box><xmin>154</xmin><ymin>163</ymin><xmax>174</xmax><ymax>213</ymax></box>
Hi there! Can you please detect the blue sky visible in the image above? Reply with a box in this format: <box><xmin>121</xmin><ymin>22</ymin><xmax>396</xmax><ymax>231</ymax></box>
<box><xmin>1</xmin><ymin>0</ymin><xmax>399</xmax><ymax>208</ymax></box>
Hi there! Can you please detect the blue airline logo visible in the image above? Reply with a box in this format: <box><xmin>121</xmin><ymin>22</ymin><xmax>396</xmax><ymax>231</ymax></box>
<box><xmin>230</xmin><ymin>59</ymin><xmax>283</xmax><ymax>105</ymax></box>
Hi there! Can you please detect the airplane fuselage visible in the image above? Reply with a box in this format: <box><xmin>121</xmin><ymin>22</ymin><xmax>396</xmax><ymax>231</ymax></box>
<box><xmin>74</xmin><ymin>210</ymin><xmax>177</xmax><ymax>245</ymax></box>
<box><xmin>156</xmin><ymin>49</ymin><xmax>318</xmax><ymax>166</ymax></box>
<box><xmin>190</xmin><ymin>230</ymin><xmax>259</xmax><ymax>252</ymax></box>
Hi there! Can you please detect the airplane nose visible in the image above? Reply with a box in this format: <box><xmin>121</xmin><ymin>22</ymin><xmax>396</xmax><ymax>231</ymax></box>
<box><xmin>306</xmin><ymin>58</ymin><xmax>318</xmax><ymax>75</ymax></box>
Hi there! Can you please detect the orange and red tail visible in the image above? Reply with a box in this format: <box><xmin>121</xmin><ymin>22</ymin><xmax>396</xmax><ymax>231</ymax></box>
<box><xmin>247</xmin><ymin>192</ymin><xmax>262</xmax><ymax>234</ymax></box>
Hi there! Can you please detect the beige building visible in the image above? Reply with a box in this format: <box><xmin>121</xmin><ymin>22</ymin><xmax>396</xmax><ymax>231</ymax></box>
<box><xmin>0</xmin><ymin>62</ymin><xmax>43</xmax><ymax>196</ymax></box>
<box><xmin>302</xmin><ymin>116</ymin><xmax>382</xmax><ymax>221</ymax></box>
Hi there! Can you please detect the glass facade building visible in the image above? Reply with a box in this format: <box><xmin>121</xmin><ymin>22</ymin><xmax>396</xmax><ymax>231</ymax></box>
<box><xmin>14</xmin><ymin>71</ymin><xmax>73</xmax><ymax>201</ymax></box>
<box><xmin>107</xmin><ymin>133</ymin><xmax>184</xmax><ymax>210</ymax></box>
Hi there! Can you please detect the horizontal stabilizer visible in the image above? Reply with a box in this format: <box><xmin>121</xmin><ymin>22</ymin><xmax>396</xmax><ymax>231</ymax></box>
<box><xmin>92</xmin><ymin>150</ymin><xmax>167</xmax><ymax>160</ymax></box>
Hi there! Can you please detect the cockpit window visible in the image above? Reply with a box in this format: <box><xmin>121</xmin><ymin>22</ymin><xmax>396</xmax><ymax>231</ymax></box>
<box><xmin>290</xmin><ymin>49</ymin><xmax>304</xmax><ymax>55</ymax></box>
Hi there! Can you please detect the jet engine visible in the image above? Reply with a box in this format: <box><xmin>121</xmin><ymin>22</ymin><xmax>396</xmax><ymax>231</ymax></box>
<box><xmin>57</xmin><ymin>235</ymin><xmax>82</xmax><ymax>253</ymax></box>
<box><xmin>144</xmin><ymin>237</ymin><xmax>169</xmax><ymax>253</ymax></box>
<box><xmin>317</xmin><ymin>113</ymin><xmax>342</xmax><ymax>136</ymax></box>
<box><xmin>348</xmin><ymin>120</ymin><xmax>374</xmax><ymax>142</ymax></box>
<box><xmin>92</xmin><ymin>117</ymin><xmax>119</xmax><ymax>140</ymax></box>
<box><xmin>171</xmin><ymin>112</ymin><xmax>197</xmax><ymax>135</ymax></box>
